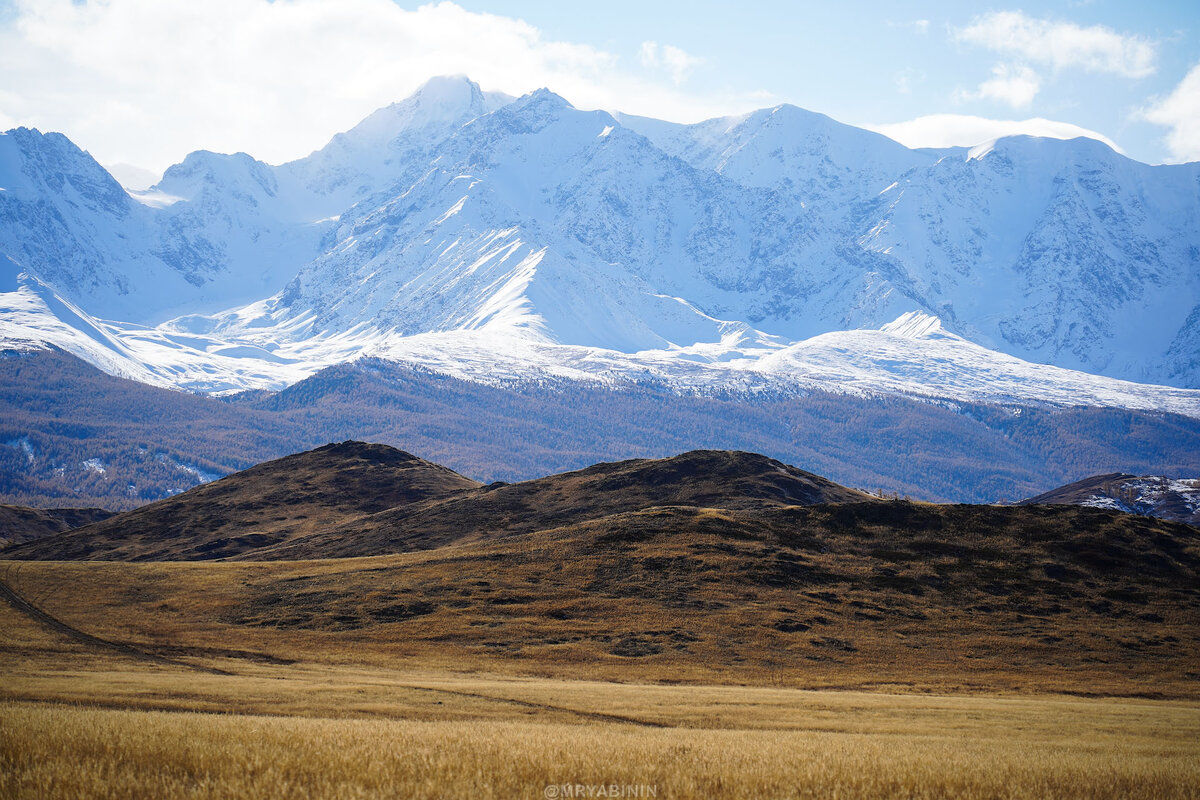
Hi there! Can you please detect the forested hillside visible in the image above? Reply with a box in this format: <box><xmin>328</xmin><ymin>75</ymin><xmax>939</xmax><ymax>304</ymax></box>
<box><xmin>4</xmin><ymin>349</ymin><xmax>1200</xmax><ymax>509</ymax></box>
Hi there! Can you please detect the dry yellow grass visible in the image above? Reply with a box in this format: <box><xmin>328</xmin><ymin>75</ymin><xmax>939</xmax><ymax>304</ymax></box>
<box><xmin>6</xmin><ymin>606</ymin><xmax>1198</xmax><ymax>799</ymax></box>
<box><xmin>2</xmin><ymin>504</ymin><xmax>1197</xmax><ymax>800</ymax></box>
<box><xmin>4</xmin><ymin>536</ymin><xmax>1198</xmax><ymax>698</ymax></box>
<box><xmin>4</xmin><ymin>566</ymin><xmax>1200</xmax><ymax>799</ymax></box>
<box><xmin>2</xmin><ymin>692</ymin><xmax>1199</xmax><ymax>800</ymax></box>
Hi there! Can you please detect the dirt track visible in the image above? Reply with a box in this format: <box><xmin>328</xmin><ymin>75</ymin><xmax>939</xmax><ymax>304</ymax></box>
<box><xmin>0</xmin><ymin>570</ymin><xmax>231</xmax><ymax>675</ymax></box>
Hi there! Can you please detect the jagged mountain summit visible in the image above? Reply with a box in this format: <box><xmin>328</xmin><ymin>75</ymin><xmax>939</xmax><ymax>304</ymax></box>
<box><xmin>1</xmin><ymin>75</ymin><xmax>1198</xmax><ymax>411</ymax></box>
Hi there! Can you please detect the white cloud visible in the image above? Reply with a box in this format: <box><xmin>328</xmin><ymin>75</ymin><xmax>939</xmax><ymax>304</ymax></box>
<box><xmin>866</xmin><ymin>114</ymin><xmax>1124</xmax><ymax>153</ymax></box>
<box><xmin>887</xmin><ymin>19</ymin><xmax>930</xmax><ymax>35</ymax></box>
<box><xmin>0</xmin><ymin>0</ymin><xmax>737</xmax><ymax>173</ymax></box>
<box><xmin>103</xmin><ymin>163</ymin><xmax>160</xmax><ymax>191</ymax></box>
<box><xmin>959</xmin><ymin>63</ymin><xmax>1041</xmax><ymax>109</ymax></box>
<box><xmin>894</xmin><ymin>68</ymin><xmax>925</xmax><ymax>96</ymax></box>
<box><xmin>1141</xmin><ymin>63</ymin><xmax>1200</xmax><ymax>163</ymax></box>
<box><xmin>640</xmin><ymin>41</ymin><xmax>701</xmax><ymax>85</ymax></box>
<box><xmin>956</xmin><ymin>10</ymin><xmax>1156</xmax><ymax>78</ymax></box>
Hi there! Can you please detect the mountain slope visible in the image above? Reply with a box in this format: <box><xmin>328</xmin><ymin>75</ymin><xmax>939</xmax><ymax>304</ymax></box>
<box><xmin>1022</xmin><ymin>473</ymin><xmax>1200</xmax><ymax>525</ymax></box>
<box><xmin>200</xmin><ymin>88</ymin><xmax>807</xmax><ymax>353</ymax></box>
<box><xmin>856</xmin><ymin>137</ymin><xmax>1200</xmax><ymax>384</ymax></box>
<box><xmin>248</xmin><ymin>448</ymin><xmax>873</xmax><ymax>560</ymax></box>
<box><xmin>0</xmin><ymin>504</ymin><xmax>114</xmax><ymax>548</ymax></box>
<box><xmin>277</xmin><ymin>74</ymin><xmax>514</xmax><ymax>216</ymax></box>
<box><xmin>0</xmin><ymin>128</ymin><xmax>203</xmax><ymax>323</ymax></box>
<box><xmin>622</xmin><ymin>108</ymin><xmax>1200</xmax><ymax>387</ymax></box>
<box><xmin>3</xmin><ymin>441</ymin><xmax>481</xmax><ymax>561</ymax></box>
<box><xmin>618</xmin><ymin>103</ymin><xmax>935</xmax><ymax>206</ymax></box>
<box><xmin>5</xmin><ymin>349</ymin><xmax>1200</xmax><ymax>510</ymax></box>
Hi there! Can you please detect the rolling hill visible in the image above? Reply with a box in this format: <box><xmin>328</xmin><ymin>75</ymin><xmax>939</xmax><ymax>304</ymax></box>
<box><xmin>1</xmin><ymin>442</ymin><xmax>1197</xmax><ymax>696</ymax></box>
<box><xmin>2</xmin><ymin>442</ymin><xmax>480</xmax><ymax>561</ymax></box>
<box><xmin>2</xmin><ymin>446</ymin><xmax>864</xmax><ymax>561</ymax></box>
<box><xmin>0</xmin><ymin>505</ymin><xmax>114</xmax><ymax>548</ymax></box>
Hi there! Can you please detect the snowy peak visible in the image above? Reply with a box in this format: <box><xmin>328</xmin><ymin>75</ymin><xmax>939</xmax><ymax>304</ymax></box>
<box><xmin>621</xmin><ymin>102</ymin><xmax>933</xmax><ymax>198</ymax></box>
<box><xmin>879</xmin><ymin>311</ymin><xmax>950</xmax><ymax>340</ymax></box>
<box><xmin>276</xmin><ymin>76</ymin><xmax>514</xmax><ymax>215</ymax></box>
<box><xmin>312</xmin><ymin>75</ymin><xmax>513</xmax><ymax>157</ymax></box>
<box><xmin>0</xmin><ymin>127</ymin><xmax>130</xmax><ymax>215</ymax></box>
<box><xmin>156</xmin><ymin>150</ymin><xmax>279</xmax><ymax>206</ymax></box>
<box><xmin>489</xmin><ymin>88</ymin><xmax>579</xmax><ymax>134</ymax></box>
<box><xmin>405</xmin><ymin>74</ymin><xmax>512</xmax><ymax>123</ymax></box>
<box><xmin>966</xmin><ymin>133</ymin><xmax>1121</xmax><ymax>164</ymax></box>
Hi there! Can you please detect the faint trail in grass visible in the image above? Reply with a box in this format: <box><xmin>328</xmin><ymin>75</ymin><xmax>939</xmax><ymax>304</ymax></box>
<box><xmin>402</xmin><ymin>683</ymin><xmax>670</xmax><ymax>728</ymax></box>
<box><xmin>0</xmin><ymin>572</ymin><xmax>232</xmax><ymax>676</ymax></box>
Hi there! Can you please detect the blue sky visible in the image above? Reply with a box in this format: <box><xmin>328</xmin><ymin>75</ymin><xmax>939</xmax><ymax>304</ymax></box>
<box><xmin>466</xmin><ymin>0</ymin><xmax>1198</xmax><ymax>162</ymax></box>
<box><xmin>0</xmin><ymin>0</ymin><xmax>1196</xmax><ymax>179</ymax></box>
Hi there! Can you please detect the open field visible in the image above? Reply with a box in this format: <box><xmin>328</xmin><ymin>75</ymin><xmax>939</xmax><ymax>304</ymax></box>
<box><xmin>4</xmin><ymin>622</ymin><xmax>1200</xmax><ymax>800</ymax></box>
<box><xmin>2</xmin><ymin>681</ymin><xmax>1199</xmax><ymax>799</ymax></box>
<box><xmin>3</xmin><ymin>556</ymin><xmax>1200</xmax><ymax>799</ymax></box>
<box><xmin>3</xmin><ymin>443</ymin><xmax>1198</xmax><ymax>799</ymax></box>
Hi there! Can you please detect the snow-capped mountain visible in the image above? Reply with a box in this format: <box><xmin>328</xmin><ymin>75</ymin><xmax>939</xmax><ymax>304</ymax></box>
<box><xmin>277</xmin><ymin>74</ymin><xmax>513</xmax><ymax>216</ymax></box>
<box><xmin>1022</xmin><ymin>473</ymin><xmax>1200</xmax><ymax>525</ymax></box>
<box><xmin>625</xmin><ymin>107</ymin><xmax>1200</xmax><ymax>386</ymax></box>
<box><xmin>858</xmin><ymin>137</ymin><xmax>1200</xmax><ymax>385</ymax></box>
<box><xmin>1</xmin><ymin>75</ymin><xmax>1198</xmax><ymax>414</ymax></box>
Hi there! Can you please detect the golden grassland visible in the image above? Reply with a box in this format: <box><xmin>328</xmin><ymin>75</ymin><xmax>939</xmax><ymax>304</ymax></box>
<box><xmin>3</xmin><ymin>597</ymin><xmax>1200</xmax><ymax>798</ymax></box>
<box><xmin>3</xmin><ymin>687</ymin><xmax>1199</xmax><ymax>800</ymax></box>
<box><xmin>2</xmin><ymin>536</ymin><xmax>1199</xmax><ymax>799</ymax></box>
<box><xmin>3</xmin><ymin>527</ymin><xmax>1198</xmax><ymax>697</ymax></box>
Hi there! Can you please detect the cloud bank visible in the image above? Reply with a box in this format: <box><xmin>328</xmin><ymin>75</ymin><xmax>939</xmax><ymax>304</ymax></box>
<box><xmin>956</xmin><ymin>11</ymin><xmax>1157</xmax><ymax>78</ymax></box>
<box><xmin>867</xmin><ymin>114</ymin><xmax>1124</xmax><ymax>154</ymax></box>
<box><xmin>1142</xmin><ymin>64</ymin><xmax>1200</xmax><ymax>164</ymax></box>
<box><xmin>0</xmin><ymin>0</ymin><xmax>737</xmax><ymax>172</ymax></box>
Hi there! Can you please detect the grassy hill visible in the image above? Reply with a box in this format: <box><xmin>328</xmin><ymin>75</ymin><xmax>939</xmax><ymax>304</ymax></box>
<box><xmin>3</xmin><ymin>442</ymin><xmax>480</xmax><ymax>560</ymax></box>
<box><xmin>3</xmin><ymin>443</ymin><xmax>1197</xmax><ymax>696</ymax></box>
<box><xmin>0</xmin><ymin>504</ymin><xmax>113</xmax><ymax>548</ymax></box>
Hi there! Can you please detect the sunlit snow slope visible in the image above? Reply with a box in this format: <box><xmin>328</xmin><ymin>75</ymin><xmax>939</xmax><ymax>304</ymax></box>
<box><xmin>1</xmin><ymin>76</ymin><xmax>1198</xmax><ymax>413</ymax></box>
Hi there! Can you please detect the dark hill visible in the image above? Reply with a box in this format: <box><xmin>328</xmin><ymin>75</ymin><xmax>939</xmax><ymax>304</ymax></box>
<box><xmin>3</xmin><ymin>445</ymin><xmax>1198</xmax><ymax>694</ymax></box>
<box><xmin>1022</xmin><ymin>473</ymin><xmax>1200</xmax><ymax>525</ymax></box>
<box><xmin>4</xmin><ymin>441</ymin><xmax>481</xmax><ymax>561</ymax></box>
<box><xmin>4</xmin><ymin>447</ymin><xmax>869</xmax><ymax>561</ymax></box>
<box><xmin>0</xmin><ymin>504</ymin><xmax>115</xmax><ymax>548</ymax></box>
<box><xmin>247</xmin><ymin>449</ymin><xmax>873</xmax><ymax>559</ymax></box>
<box><xmin>5</xmin><ymin>494</ymin><xmax>1197</xmax><ymax>696</ymax></box>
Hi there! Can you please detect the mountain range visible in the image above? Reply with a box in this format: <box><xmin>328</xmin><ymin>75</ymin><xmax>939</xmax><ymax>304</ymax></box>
<box><xmin>2</xmin><ymin>76</ymin><xmax>1199</xmax><ymax>507</ymax></box>
<box><xmin>5</xmin><ymin>348</ymin><xmax>1200</xmax><ymax>510</ymax></box>
<box><xmin>1</xmin><ymin>75</ymin><xmax>1197</xmax><ymax>405</ymax></box>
